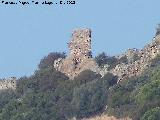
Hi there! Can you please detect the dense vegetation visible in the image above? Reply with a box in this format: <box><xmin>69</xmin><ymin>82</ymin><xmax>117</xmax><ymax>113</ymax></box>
<box><xmin>95</xmin><ymin>52</ymin><xmax>128</xmax><ymax>70</ymax></box>
<box><xmin>0</xmin><ymin>52</ymin><xmax>159</xmax><ymax>120</ymax></box>
<box><xmin>106</xmin><ymin>55</ymin><xmax>160</xmax><ymax>120</ymax></box>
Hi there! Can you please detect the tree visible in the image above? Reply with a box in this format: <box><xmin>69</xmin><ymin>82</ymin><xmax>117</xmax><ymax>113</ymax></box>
<box><xmin>95</xmin><ymin>52</ymin><xmax>118</xmax><ymax>69</ymax></box>
<box><xmin>71</xmin><ymin>80</ymin><xmax>107</xmax><ymax>118</ymax></box>
<box><xmin>101</xmin><ymin>73</ymin><xmax>118</xmax><ymax>87</ymax></box>
<box><xmin>141</xmin><ymin>107</ymin><xmax>160</xmax><ymax>120</ymax></box>
<box><xmin>74</xmin><ymin>70</ymin><xmax>101</xmax><ymax>84</ymax></box>
<box><xmin>38</xmin><ymin>52</ymin><xmax>66</xmax><ymax>70</ymax></box>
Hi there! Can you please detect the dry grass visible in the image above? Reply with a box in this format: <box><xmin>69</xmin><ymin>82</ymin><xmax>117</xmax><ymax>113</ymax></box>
<box><xmin>81</xmin><ymin>114</ymin><xmax>132</xmax><ymax>120</ymax></box>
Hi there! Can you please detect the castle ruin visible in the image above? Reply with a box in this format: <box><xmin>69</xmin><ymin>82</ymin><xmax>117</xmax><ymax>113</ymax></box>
<box><xmin>111</xmin><ymin>34</ymin><xmax>160</xmax><ymax>81</ymax></box>
<box><xmin>54</xmin><ymin>29</ymin><xmax>100</xmax><ymax>79</ymax></box>
<box><xmin>0</xmin><ymin>26</ymin><xmax>160</xmax><ymax>90</ymax></box>
<box><xmin>54</xmin><ymin>27</ymin><xmax>160</xmax><ymax>81</ymax></box>
<box><xmin>156</xmin><ymin>24</ymin><xmax>160</xmax><ymax>36</ymax></box>
<box><xmin>0</xmin><ymin>77</ymin><xmax>16</xmax><ymax>90</ymax></box>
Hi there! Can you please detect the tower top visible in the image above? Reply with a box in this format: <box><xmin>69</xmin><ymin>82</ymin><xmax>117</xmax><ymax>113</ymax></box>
<box><xmin>68</xmin><ymin>28</ymin><xmax>92</xmax><ymax>58</ymax></box>
<box><xmin>156</xmin><ymin>24</ymin><xmax>160</xmax><ymax>36</ymax></box>
<box><xmin>71</xmin><ymin>28</ymin><xmax>91</xmax><ymax>38</ymax></box>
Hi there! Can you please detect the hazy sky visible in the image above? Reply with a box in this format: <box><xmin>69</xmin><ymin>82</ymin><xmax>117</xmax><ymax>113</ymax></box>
<box><xmin>0</xmin><ymin>0</ymin><xmax>160</xmax><ymax>78</ymax></box>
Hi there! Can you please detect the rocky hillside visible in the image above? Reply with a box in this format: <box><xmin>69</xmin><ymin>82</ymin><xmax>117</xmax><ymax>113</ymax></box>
<box><xmin>0</xmin><ymin>26</ymin><xmax>159</xmax><ymax>120</ymax></box>
<box><xmin>53</xmin><ymin>27</ymin><xmax>160</xmax><ymax>85</ymax></box>
<box><xmin>111</xmin><ymin>34</ymin><xmax>160</xmax><ymax>82</ymax></box>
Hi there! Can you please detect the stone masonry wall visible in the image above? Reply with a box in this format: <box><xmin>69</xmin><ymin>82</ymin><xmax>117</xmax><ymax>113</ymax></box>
<box><xmin>110</xmin><ymin>34</ymin><xmax>160</xmax><ymax>81</ymax></box>
<box><xmin>54</xmin><ymin>28</ymin><xmax>160</xmax><ymax>81</ymax></box>
<box><xmin>54</xmin><ymin>29</ymin><xmax>100</xmax><ymax>79</ymax></box>
<box><xmin>0</xmin><ymin>77</ymin><xmax>16</xmax><ymax>90</ymax></box>
<box><xmin>156</xmin><ymin>24</ymin><xmax>160</xmax><ymax>36</ymax></box>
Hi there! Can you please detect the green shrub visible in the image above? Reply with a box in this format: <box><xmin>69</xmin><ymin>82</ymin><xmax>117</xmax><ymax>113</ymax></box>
<box><xmin>95</xmin><ymin>52</ymin><xmax>118</xmax><ymax>69</ymax></box>
<box><xmin>141</xmin><ymin>107</ymin><xmax>160</xmax><ymax>120</ymax></box>
<box><xmin>135</xmin><ymin>80</ymin><xmax>160</xmax><ymax>105</ymax></box>
<box><xmin>71</xmin><ymin>80</ymin><xmax>107</xmax><ymax>118</ymax></box>
<box><xmin>74</xmin><ymin>70</ymin><xmax>101</xmax><ymax>85</ymax></box>
<box><xmin>38</xmin><ymin>52</ymin><xmax>66</xmax><ymax>70</ymax></box>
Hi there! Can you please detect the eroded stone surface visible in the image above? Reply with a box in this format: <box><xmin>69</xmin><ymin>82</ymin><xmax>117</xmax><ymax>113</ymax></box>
<box><xmin>0</xmin><ymin>77</ymin><xmax>16</xmax><ymax>90</ymax></box>
<box><xmin>156</xmin><ymin>24</ymin><xmax>160</xmax><ymax>36</ymax></box>
<box><xmin>54</xmin><ymin>29</ymin><xmax>100</xmax><ymax>79</ymax></box>
<box><xmin>110</xmin><ymin>35</ymin><xmax>160</xmax><ymax>82</ymax></box>
<box><xmin>54</xmin><ymin>28</ymin><xmax>160</xmax><ymax>81</ymax></box>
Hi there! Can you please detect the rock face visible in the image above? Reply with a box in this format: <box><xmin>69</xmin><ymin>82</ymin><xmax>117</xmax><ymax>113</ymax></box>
<box><xmin>0</xmin><ymin>77</ymin><xmax>16</xmax><ymax>90</ymax></box>
<box><xmin>54</xmin><ymin>29</ymin><xmax>100</xmax><ymax>79</ymax></box>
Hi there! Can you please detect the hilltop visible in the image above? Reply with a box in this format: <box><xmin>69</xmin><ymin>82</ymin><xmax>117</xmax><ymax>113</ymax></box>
<box><xmin>54</xmin><ymin>27</ymin><xmax>160</xmax><ymax>83</ymax></box>
<box><xmin>0</xmin><ymin>26</ymin><xmax>160</xmax><ymax>120</ymax></box>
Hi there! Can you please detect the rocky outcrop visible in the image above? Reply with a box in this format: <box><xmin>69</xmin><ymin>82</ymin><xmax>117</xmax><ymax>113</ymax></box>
<box><xmin>54</xmin><ymin>29</ymin><xmax>100</xmax><ymax>79</ymax></box>
<box><xmin>0</xmin><ymin>77</ymin><xmax>16</xmax><ymax>90</ymax></box>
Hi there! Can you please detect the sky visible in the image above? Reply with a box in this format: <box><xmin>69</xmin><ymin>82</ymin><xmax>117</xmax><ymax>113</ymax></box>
<box><xmin>0</xmin><ymin>0</ymin><xmax>160</xmax><ymax>78</ymax></box>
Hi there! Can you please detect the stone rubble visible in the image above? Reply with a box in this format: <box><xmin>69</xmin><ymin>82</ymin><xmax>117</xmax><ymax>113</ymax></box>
<box><xmin>110</xmin><ymin>34</ymin><xmax>160</xmax><ymax>81</ymax></box>
<box><xmin>0</xmin><ymin>77</ymin><xmax>16</xmax><ymax>90</ymax></box>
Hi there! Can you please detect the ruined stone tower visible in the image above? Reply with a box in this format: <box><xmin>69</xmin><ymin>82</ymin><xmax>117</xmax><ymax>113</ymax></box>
<box><xmin>54</xmin><ymin>28</ymin><xmax>100</xmax><ymax>79</ymax></box>
<box><xmin>68</xmin><ymin>28</ymin><xmax>92</xmax><ymax>64</ymax></box>
<box><xmin>156</xmin><ymin>24</ymin><xmax>160</xmax><ymax>36</ymax></box>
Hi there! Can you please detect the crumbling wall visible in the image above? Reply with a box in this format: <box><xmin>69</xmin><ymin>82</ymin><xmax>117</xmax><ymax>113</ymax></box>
<box><xmin>54</xmin><ymin>29</ymin><xmax>160</xmax><ymax>81</ymax></box>
<box><xmin>111</xmin><ymin>34</ymin><xmax>160</xmax><ymax>81</ymax></box>
<box><xmin>54</xmin><ymin>29</ymin><xmax>100</xmax><ymax>79</ymax></box>
<box><xmin>0</xmin><ymin>77</ymin><xmax>16</xmax><ymax>90</ymax></box>
<box><xmin>125</xmin><ymin>48</ymin><xmax>139</xmax><ymax>63</ymax></box>
<box><xmin>156</xmin><ymin>24</ymin><xmax>160</xmax><ymax>36</ymax></box>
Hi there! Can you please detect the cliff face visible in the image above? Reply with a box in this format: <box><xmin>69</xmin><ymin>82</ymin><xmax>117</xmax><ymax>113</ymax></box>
<box><xmin>54</xmin><ymin>29</ymin><xmax>100</xmax><ymax>79</ymax></box>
